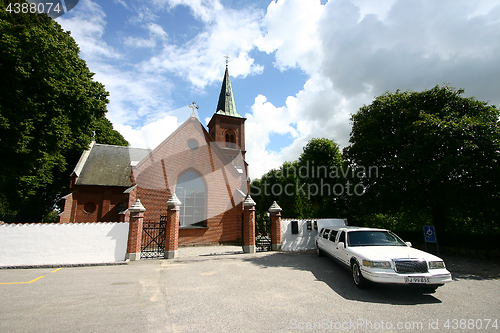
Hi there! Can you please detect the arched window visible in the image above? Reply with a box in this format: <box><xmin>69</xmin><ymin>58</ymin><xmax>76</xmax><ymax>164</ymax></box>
<box><xmin>175</xmin><ymin>171</ymin><xmax>206</xmax><ymax>227</ymax></box>
<box><xmin>225</xmin><ymin>129</ymin><xmax>236</xmax><ymax>147</ymax></box>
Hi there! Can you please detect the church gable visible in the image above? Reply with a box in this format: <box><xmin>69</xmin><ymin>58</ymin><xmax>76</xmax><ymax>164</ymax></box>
<box><xmin>132</xmin><ymin>115</ymin><xmax>247</xmax><ymax>226</ymax></box>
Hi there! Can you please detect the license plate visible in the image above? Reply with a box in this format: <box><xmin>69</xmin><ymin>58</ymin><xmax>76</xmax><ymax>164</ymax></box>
<box><xmin>404</xmin><ymin>277</ymin><xmax>430</xmax><ymax>284</ymax></box>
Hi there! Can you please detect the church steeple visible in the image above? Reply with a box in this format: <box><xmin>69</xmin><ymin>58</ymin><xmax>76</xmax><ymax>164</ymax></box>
<box><xmin>215</xmin><ymin>63</ymin><xmax>244</xmax><ymax>118</ymax></box>
<box><xmin>208</xmin><ymin>62</ymin><xmax>247</xmax><ymax>167</ymax></box>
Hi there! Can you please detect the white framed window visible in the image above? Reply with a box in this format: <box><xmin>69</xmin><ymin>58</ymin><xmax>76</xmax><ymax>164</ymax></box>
<box><xmin>175</xmin><ymin>171</ymin><xmax>206</xmax><ymax>227</ymax></box>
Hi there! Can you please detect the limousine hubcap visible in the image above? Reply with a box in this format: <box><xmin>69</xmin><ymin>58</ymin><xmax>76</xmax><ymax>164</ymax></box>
<box><xmin>353</xmin><ymin>264</ymin><xmax>361</xmax><ymax>285</ymax></box>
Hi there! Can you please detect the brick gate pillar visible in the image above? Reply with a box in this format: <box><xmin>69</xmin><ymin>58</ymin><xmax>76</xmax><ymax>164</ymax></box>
<box><xmin>242</xmin><ymin>195</ymin><xmax>256</xmax><ymax>253</ymax></box>
<box><xmin>268</xmin><ymin>201</ymin><xmax>282</xmax><ymax>251</ymax></box>
<box><xmin>165</xmin><ymin>193</ymin><xmax>182</xmax><ymax>259</ymax></box>
<box><xmin>126</xmin><ymin>199</ymin><xmax>146</xmax><ymax>261</ymax></box>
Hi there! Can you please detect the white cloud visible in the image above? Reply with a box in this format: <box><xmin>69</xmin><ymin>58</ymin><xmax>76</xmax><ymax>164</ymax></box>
<box><xmin>115</xmin><ymin>115</ymin><xmax>179</xmax><ymax>149</ymax></box>
<box><xmin>158</xmin><ymin>0</ymin><xmax>224</xmax><ymax>23</ymax></box>
<box><xmin>57</xmin><ymin>0</ymin><xmax>121</xmax><ymax>61</ymax></box>
<box><xmin>113</xmin><ymin>0</ymin><xmax>130</xmax><ymax>9</ymax></box>
<box><xmin>350</xmin><ymin>0</ymin><xmax>396</xmax><ymax>21</ymax></box>
<box><xmin>317</xmin><ymin>0</ymin><xmax>500</xmax><ymax>99</ymax></box>
<box><xmin>255</xmin><ymin>0</ymin><xmax>324</xmax><ymax>74</ymax></box>
<box><xmin>141</xmin><ymin>0</ymin><xmax>264</xmax><ymax>87</ymax></box>
<box><xmin>90</xmin><ymin>63</ymin><xmax>174</xmax><ymax>126</ymax></box>
<box><xmin>245</xmin><ymin>73</ymin><xmax>361</xmax><ymax>178</ymax></box>
<box><xmin>244</xmin><ymin>94</ymin><xmax>300</xmax><ymax>178</ymax></box>
<box><xmin>124</xmin><ymin>23</ymin><xmax>168</xmax><ymax>48</ymax></box>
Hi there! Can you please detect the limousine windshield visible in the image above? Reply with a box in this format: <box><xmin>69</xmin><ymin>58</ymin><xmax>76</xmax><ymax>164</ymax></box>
<box><xmin>347</xmin><ymin>230</ymin><xmax>407</xmax><ymax>247</ymax></box>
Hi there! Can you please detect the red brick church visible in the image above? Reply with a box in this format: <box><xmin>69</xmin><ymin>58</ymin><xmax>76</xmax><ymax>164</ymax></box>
<box><xmin>58</xmin><ymin>65</ymin><xmax>249</xmax><ymax>246</ymax></box>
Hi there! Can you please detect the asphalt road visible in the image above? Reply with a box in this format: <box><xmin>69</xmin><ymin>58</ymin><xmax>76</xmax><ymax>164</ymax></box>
<box><xmin>1</xmin><ymin>247</ymin><xmax>499</xmax><ymax>332</ymax></box>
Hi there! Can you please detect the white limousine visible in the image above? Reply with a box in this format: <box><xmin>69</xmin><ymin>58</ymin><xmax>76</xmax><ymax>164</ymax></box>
<box><xmin>316</xmin><ymin>226</ymin><xmax>452</xmax><ymax>290</ymax></box>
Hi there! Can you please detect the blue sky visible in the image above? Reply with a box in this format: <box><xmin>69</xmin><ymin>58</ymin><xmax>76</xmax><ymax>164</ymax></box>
<box><xmin>56</xmin><ymin>0</ymin><xmax>500</xmax><ymax>179</ymax></box>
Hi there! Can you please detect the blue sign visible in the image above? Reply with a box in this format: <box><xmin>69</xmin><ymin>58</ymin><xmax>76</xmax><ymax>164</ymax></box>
<box><xmin>423</xmin><ymin>225</ymin><xmax>437</xmax><ymax>243</ymax></box>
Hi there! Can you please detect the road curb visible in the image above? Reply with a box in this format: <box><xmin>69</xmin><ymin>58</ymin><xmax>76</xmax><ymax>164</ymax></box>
<box><xmin>0</xmin><ymin>260</ymin><xmax>129</xmax><ymax>270</ymax></box>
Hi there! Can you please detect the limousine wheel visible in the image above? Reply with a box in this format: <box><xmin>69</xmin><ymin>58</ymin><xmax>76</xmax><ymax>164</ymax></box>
<box><xmin>352</xmin><ymin>261</ymin><xmax>368</xmax><ymax>288</ymax></box>
<box><xmin>316</xmin><ymin>243</ymin><xmax>324</xmax><ymax>257</ymax></box>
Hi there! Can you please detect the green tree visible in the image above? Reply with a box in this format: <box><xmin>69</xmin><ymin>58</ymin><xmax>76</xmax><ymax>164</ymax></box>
<box><xmin>298</xmin><ymin>138</ymin><xmax>344</xmax><ymax>217</ymax></box>
<box><xmin>344</xmin><ymin>85</ymin><xmax>500</xmax><ymax>236</ymax></box>
<box><xmin>0</xmin><ymin>0</ymin><xmax>128</xmax><ymax>221</ymax></box>
<box><xmin>250</xmin><ymin>138</ymin><xmax>346</xmax><ymax>220</ymax></box>
<box><xmin>250</xmin><ymin>162</ymin><xmax>312</xmax><ymax>226</ymax></box>
<box><xmin>276</xmin><ymin>161</ymin><xmax>312</xmax><ymax>218</ymax></box>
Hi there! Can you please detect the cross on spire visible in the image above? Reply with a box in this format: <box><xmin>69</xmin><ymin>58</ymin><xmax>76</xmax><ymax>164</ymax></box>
<box><xmin>189</xmin><ymin>101</ymin><xmax>199</xmax><ymax>118</ymax></box>
<box><xmin>214</xmin><ymin>60</ymin><xmax>243</xmax><ymax>118</ymax></box>
<box><xmin>224</xmin><ymin>55</ymin><xmax>229</xmax><ymax>67</ymax></box>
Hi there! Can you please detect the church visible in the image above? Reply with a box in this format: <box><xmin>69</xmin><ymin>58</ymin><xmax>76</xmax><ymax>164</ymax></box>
<box><xmin>58</xmin><ymin>65</ymin><xmax>249</xmax><ymax>246</ymax></box>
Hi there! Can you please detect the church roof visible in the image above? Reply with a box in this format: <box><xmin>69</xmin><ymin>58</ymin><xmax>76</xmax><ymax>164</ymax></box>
<box><xmin>74</xmin><ymin>143</ymin><xmax>151</xmax><ymax>187</ymax></box>
<box><xmin>215</xmin><ymin>66</ymin><xmax>244</xmax><ymax>118</ymax></box>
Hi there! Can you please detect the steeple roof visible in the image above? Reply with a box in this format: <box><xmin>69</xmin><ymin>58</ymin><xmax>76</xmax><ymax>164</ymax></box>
<box><xmin>215</xmin><ymin>65</ymin><xmax>244</xmax><ymax>118</ymax></box>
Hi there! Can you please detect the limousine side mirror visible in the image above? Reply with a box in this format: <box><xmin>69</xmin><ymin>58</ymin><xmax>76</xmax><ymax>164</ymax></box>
<box><xmin>337</xmin><ymin>242</ymin><xmax>345</xmax><ymax>249</ymax></box>
<box><xmin>405</xmin><ymin>241</ymin><xmax>412</xmax><ymax>247</ymax></box>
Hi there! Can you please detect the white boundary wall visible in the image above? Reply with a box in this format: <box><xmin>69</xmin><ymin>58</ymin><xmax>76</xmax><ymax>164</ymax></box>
<box><xmin>0</xmin><ymin>222</ymin><xmax>129</xmax><ymax>267</ymax></box>
<box><xmin>281</xmin><ymin>218</ymin><xmax>346</xmax><ymax>251</ymax></box>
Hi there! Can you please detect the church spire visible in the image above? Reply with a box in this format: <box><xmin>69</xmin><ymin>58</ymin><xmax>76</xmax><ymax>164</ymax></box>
<box><xmin>215</xmin><ymin>62</ymin><xmax>244</xmax><ymax>118</ymax></box>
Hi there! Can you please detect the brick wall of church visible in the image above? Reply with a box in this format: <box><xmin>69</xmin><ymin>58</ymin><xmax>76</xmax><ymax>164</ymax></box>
<box><xmin>208</xmin><ymin>114</ymin><xmax>246</xmax><ymax>155</ymax></box>
<box><xmin>178</xmin><ymin>205</ymin><xmax>243</xmax><ymax>246</ymax></box>
<box><xmin>66</xmin><ymin>186</ymin><xmax>128</xmax><ymax>223</ymax></box>
<box><xmin>132</xmin><ymin>117</ymin><xmax>245</xmax><ymax>246</ymax></box>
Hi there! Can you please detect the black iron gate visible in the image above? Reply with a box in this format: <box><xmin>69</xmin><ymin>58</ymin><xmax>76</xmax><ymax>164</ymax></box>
<box><xmin>255</xmin><ymin>219</ymin><xmax>272</xmax><ymax>252</ymax></box>
<box><xmin>140</xmin><ymin>216</ymin><xmax>167</xmax><ymax>259</ymax></box>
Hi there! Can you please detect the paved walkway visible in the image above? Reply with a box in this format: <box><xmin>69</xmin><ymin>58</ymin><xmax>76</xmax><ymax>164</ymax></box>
<box><xmin>176</xmin><ymin>245</ymin><xmax>244</xmax><ymax>258</ymax></box>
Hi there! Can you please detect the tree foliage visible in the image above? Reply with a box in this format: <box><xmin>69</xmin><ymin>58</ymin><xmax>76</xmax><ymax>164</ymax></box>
<box><xmin>250</xmin><ymin>138</ymin><xmax>345</xmax><ymax>219</ymax></box>
<box><xmin>251</xmin><ymin>161</ymin><xmax>313</xmax><ymax>220</ymax></box>
<box><xmin>0</xmin><ymin>0</ymin><xmax>128</xmax><ymax>221</ymax></box>
<box><xmin>298</xmin><ymin>138</ymin><xmax>344</xmax><ymax>214</ymax></box>
<box><xmin>344</xmin><ymin>85</ymin><xmax>500</xmax><ymax>235</ymax></box>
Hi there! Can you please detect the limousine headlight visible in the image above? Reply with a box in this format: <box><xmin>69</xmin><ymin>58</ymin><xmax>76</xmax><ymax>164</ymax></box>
<box><xmin>428</xmin><ymin>261</ymin><xmax>446</xmax><ymax>269</ymax></box>
<box><xmin>363</xmin><ymin>260</ymin><xmax>391</xmax><ymax>269</ymax></box>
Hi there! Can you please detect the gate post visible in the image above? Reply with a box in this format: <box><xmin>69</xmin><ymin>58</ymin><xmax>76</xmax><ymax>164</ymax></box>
<box><xmin>126</xmin><ymin>199</ymin><xmax>146</xmax><ymax>261</ymax></box>
<box><xmin>165</xmin><ymin>193</ymin><xmax>181</xmax><ymax>259</ymax></box>
<box><xmin>268</xmin><ymin>201</ymin><xmax>282</xmax><ymax>251</ymax></box>
<box><xmin>242</xmin><ymin>195</ymin><xmax>256</xmax><ymax>253</ymax></box>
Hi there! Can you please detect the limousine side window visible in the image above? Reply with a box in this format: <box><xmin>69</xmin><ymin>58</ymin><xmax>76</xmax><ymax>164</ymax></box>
<box><xmin>338</xmin><ymin>231</ymin><xmax>346</xmax><ymax>244</ymax></box>
<box><xmin>323</xmin><ymin>229</ymin><xmax>331</xmax><ymax>239</ymax></box>
<box><xmin>329</xmin><ymin>230</ymin><xmax>337</xmax><ymax>241</ymax></box>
